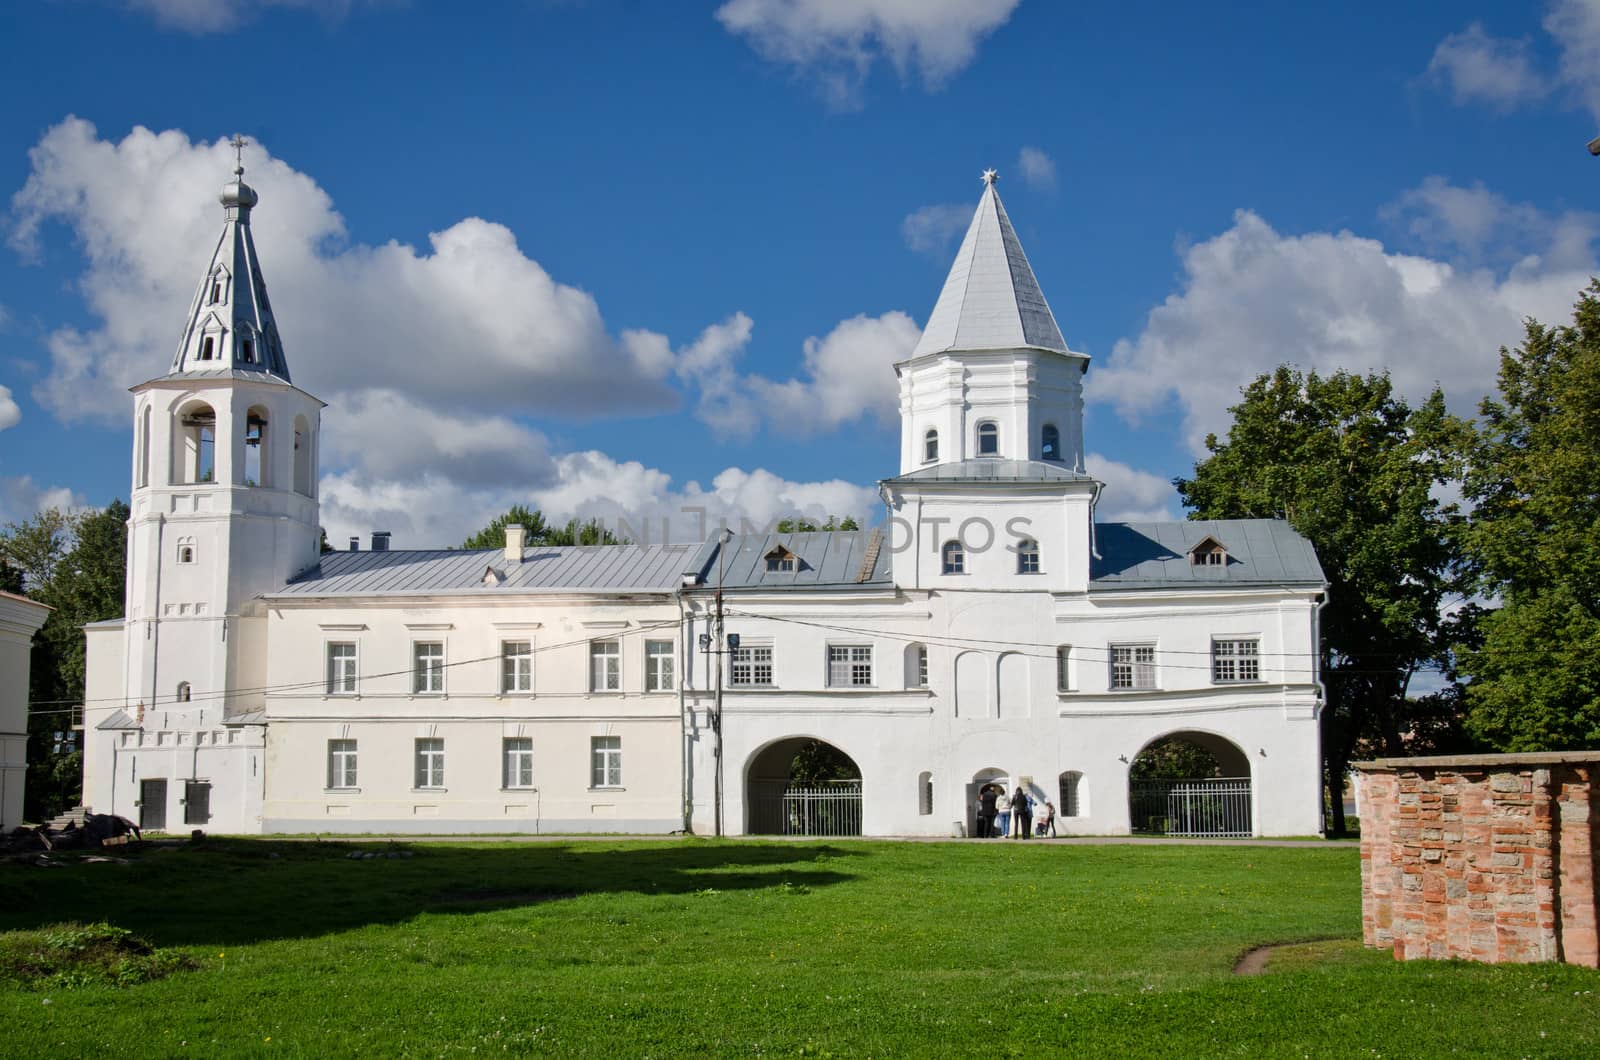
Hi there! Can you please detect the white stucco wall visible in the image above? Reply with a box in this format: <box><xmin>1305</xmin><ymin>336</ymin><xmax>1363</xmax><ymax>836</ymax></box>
<box><xmin>0</xmin><ymin>592</ymin><xmax>51</xmax><ymax>829</ymax></box>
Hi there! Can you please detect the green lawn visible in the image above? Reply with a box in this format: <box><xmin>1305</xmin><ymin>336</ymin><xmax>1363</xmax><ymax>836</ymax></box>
<box><xmin>0</xmin><ymin>838</ymin><xmax>1596</xmax><ymax>1057</ymax></box>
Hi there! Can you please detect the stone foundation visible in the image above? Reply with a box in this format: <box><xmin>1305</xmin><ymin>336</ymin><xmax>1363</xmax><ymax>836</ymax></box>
<box><xmin>1357</xmin><ymin>753</ymin><xmax>1598</xmax><ymax>967</ymax></box>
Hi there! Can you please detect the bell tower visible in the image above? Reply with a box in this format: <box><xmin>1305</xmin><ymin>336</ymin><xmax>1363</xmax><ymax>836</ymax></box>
<box><xmin>124</xmin><ymin>137</ymin><xmax>325</xmax><ymax>732</ymax></box>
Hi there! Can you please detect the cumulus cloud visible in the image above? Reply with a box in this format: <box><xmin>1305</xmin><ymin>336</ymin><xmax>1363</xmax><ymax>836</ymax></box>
<box><xmin>0</xmin><ymin>475</ymin><xmax>84</xmax><ymax>525</ymax></box>
<box><xmin>1091</xmin><ymin>183</ymin><xmax>1597</xmax><ymax>454</ymax></box>
<box><xmin>1016</xmin><ymin>146</ymin><xmax>1057</xmax><ymax>190</ymax></box>
<box><xmin>1086</xmin><ymin>453</ymin><xmax>1179</xmax><ymax>523</ymax></box>
<box><xmin>1426</xmin><ymin>23</ymin><xmax>1550</xmax><ymax>109</ymax></box>
<box><xmin>124</xmin><ymin>0</ymin><xmax>382</xmax><ymax>34</ymax></box>
<box><xmin>716</xmin><ymin>0</ymin><xmax>1021</xmax><ymax>106</ymax></box>
<box><xmin>901</xmin><ymin>202</ymin><xmax>972</xmax><ymax>255</ymax></box>
<box><xmin>0</xmin><ymin>386</ymin><xmax>18</xmax><ymax>432</ymax></box>
<box><xmin>678</xmin><ymin>310</ymin><xmax>920</xmax><ymax>438</ymax></box>
<box><xmin>10</xmin><ymin>119</ymin><xmax>680</xmax><ymax>426</ymax></box>
<box><xmin>1546</xmin><ymin>0</ymin><xmax>1600</xmax><ymax>120</ymax></box>
<box><xmin>1382</xmin><ymin>176</ymin><xmax>1599</xmax><ymax>269</ymax></box>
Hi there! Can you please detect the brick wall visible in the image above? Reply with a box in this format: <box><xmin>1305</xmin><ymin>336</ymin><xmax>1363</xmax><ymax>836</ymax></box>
<box><xmin>1358</xmin><ymin>753</ymin><xmax>1598</xmax><ymax>967</ymax></box>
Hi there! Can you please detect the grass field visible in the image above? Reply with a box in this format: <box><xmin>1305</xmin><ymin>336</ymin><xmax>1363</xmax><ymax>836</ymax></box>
<box><xmin>0</xmin><ymin>838</ymin><xmax>1597</xmax><ymax>1057</ymax></box>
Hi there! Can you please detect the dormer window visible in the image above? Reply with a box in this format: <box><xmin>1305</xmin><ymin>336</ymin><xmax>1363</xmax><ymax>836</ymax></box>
<box><xmin>977</xmin><ymin>421</ymin><xmax>999</xmax><ymax>457</ymax></box>
<box><xmin>241</xmin><ymin>337</ymin><xmax>255</xmax><ymax>364</ymax></box>
<box><xmin>1041</xmin><ymin>424</ymin><xmax>1061</xmax><ymax>461</ymax></box>
<box><xmin>1189</xmin><ymin>536</ymin><xmax>1228</xmax><ymax>567</ymax></box>
<box><xmin>199</xmin><ymin>336</ymin><xmax>215</xmax><ymax>361</ymax></box>
<box><xmin>210</xmin><ymin>280</ymin><xmax>223</xmax><ymax>304</ymax></box>
<box><xmin>765</xmin><ymin>546</ymin><xmax>797</xmax><ymax>572</ymax></box>
<box><xmin>924</xmin><ymin>429</ymin><xmax>939</xmax><ymax>463</ymax></box>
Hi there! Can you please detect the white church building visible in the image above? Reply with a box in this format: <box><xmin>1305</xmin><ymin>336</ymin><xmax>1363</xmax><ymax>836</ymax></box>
<box><xmin>84</xmin><ymin>162</ymin><xmax>1327</xmax><ymax>838</ymax></box>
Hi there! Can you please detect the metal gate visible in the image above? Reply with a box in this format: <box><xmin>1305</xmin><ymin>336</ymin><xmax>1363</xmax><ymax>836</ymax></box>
<box><xmin>139</xmin><ymin>778</ymin><xmax>167</xmax><ymax>831</ymax></box>
<box><xmin>1130</xmin><ymin>777</ymin><xmax>1252</xmax><ymax>837</ymax></box>
<box><xmin>748</xmin><ymin>781</ymin><xmax>862</xmax><ymax>836</ymax></box>
<box><xmin>183</xmin><ymin>781</ymin><xmax>212</xmax><ymax>826</ymax></box>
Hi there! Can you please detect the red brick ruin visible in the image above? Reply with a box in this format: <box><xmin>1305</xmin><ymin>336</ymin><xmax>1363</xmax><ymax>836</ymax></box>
<box><xmin>1358</xmin><ymin>753</ymin><xmax>1598</xmax><ymax>967</ymax></box>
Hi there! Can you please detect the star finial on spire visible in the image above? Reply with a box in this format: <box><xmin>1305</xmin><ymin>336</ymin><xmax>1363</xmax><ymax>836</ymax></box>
<box><xmin>229</xmin><ymin>133</ymin><xmax>249</xmax><ymax>177</ymax></box>
<box><xmin>981</xmin><ymin>168</ymin><xmax>999</xmax><ymax>187</ymax></box>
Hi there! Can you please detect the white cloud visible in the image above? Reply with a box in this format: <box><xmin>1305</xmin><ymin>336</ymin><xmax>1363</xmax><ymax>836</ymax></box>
<box><xmin>1086</xmin><ymin>453</ymin><xmax>1178</xmax><ymax>523</ymax></box>
<box><xmin>1092</xmin><ymin>185</ymin><xmax>1597</xmax><ymax>455</ymax></box>
<box><xmin>321</xmin><ymin>390</ymin><xmax>554</xmax><ymax>489</ymax></box>
<box><xmin>901</xmin><ymin>202</ymin><xmax>971</xmax><ymax>255</ymax></box>
<box><xmin>1546</xmin><ymin>0</ymin><xmax>1600</xmax><ymax>120</ymax></box>
<box><xmin>10</xmin><ymin>119</ymin><xmax>680</xmax><ymax>426</ymax></box>
<box><xmin>716</xmin><ymin>0</ymin><xmax>1021</xmax><ymax>106</ymax></box>
<box><xmin>1382</xmin><ymin>176</ymin><xmax>1599</xmax><ymax>269</ymax></box>
<box><xmin>125</xmin><ymin>0</ymin><xmax>381</xmax><ymax>34</ymax></box>
<box><xmin>1016</xmin><ymin>146</ymin><xmax>1056</xmax><ymax>190</ymax></box>
<box><xmin>678</xmin><ymin>310</ymin><xmax>921</xmax><ymax>438</ymax></box>
<box><xmin>0</xmin><ymin>386</ymin><xmax>18</xmax><ymax>432</ymax></box>
<box><xmin>1426</xmin><ymin>23</ymin><xmax>1550</xmax><ymax>109</ymax></box>
<box><xmin>0</xmin><ymin>475</ymin><xmax>84</xmax><ymax>525</ymax></box>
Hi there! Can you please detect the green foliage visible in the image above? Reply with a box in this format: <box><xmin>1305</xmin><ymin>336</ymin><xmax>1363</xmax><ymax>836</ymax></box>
<box><xmin>774</xmin><ymin>515</ymin><xmax>860</xmax><ymax>533</ymax></box>
<box><xmin>461</xmin><ymin>506</ymin><xmax>624</xmax><ymax>549</ymax></box>
<box><xmin>1459</xmin><ymin>281</ymin><xmax>1600</xmax><ymax>751</ymax></box>
<box><xmin>1175</xmin><ymin>368</ymin><xmax>1470</xmax><ymax>832</ymax></box>
<box><xmin>1</xmin><ymin>500</ymin><xmax>129</xmax><ymax>820</ymax></box>
<box><xmin>785</xmin><ymin>740</ymin><xmax>861</xmax><ymax>784</ymax></box>
<box><xmin>0</xmin><ymin>922</ymin><xmax>195</xmax><ymax>991</ymax></box>
<box><xmin>1129</xmin><ymin>736</ymin><xmax>1222</xmax><ymax>779</ymax></box>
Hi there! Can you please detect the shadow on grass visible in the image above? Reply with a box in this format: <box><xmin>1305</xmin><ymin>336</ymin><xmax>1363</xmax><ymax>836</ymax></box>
<box><xmin>0</xmin><ymin>839</ymin><xmax>863</xmax><ymax>947</ymax></box>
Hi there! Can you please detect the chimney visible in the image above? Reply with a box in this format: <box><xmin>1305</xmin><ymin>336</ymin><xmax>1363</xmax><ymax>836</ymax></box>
<box><xmin>504</xmin><ymin>523</ymin><xmax>525</xmax><ymax>562</ymax></box>
<box><xmin>349</xmin><ymin>537</ymin><xmax>360</xmax><ymax>552</ymax></box>
<box><xmin>371</xmin><ymin>531</ymin><xmax>391</xmax><ymax>552</ymax></box>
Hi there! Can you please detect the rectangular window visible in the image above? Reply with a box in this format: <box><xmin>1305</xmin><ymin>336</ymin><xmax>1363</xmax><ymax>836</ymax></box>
<box><xmin>326</xmin><ymin>642</ymin><xmax>358</xmax><ymax>695</ymax></box>
<box><xmin>502</xmin><ymin>737</ymin><xmax>534</xmax><ymax>789</ymax></box>
<box><xmin>730</xmin><ymin>644</ymin><xmax>774</xmax><ymax>686</ymax></box>
<box><xmin>591</xmin><ymin>735</ymin><xmax>622</xmax><ymax>788</ymax></box>
<box><xmin>644</xmin><ymin>640</ymin><xmax>675</xmax><ymax>692</ymax></box>
<box><xmin>590</xmin><ymin>640</ymin><xmax>621</xmax><ymax>692</ymax></box>
<box><xmin>501</xmin><ymin>640</ymin><xmax>533</xmax><ymax>694</ymax></box>
<box><xmin>828</xmin><ymin>644</ymin><xmax>873</xmax><ymax>687</ymax></box>
<box><xmin>1212</xmin><ymin>639</ymin><xmax>1261</xmax><ymax>683</ymax></box>
<box><xmin>917</xmin><ymin>645</ymin><xmax>929</xmax><ymax>689</ymax></box>
<box><xmin>327</xmin><ymin>738</ymin><xmax>358</xmax><ymax>789</ymax></box>
<box><xmin>413</xmin><ymin>641</ymin><xmax>445</xmax><ymax>694</ymax></box>
<box><xmin>414</xmin><ymin>737</ymin><xmax>445</xmax><ymax>789</ymax></box>
<box><xmin>1056</xmin><ymin>646</ymin><xmax>1071</xmax><ymax>692</ymax></box>
<box><xmin>1110</xmin><ymin>644</ymin><xmax>1156</xmax><ymax>690</ymax></box>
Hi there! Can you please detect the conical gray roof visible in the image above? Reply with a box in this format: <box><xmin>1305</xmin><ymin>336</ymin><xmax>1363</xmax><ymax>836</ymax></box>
<box><xmin>167</xmin><ymin>164</ymin><xmax>291</xmax><ymax>381</ymax></box>
<box><xmin>911</xmin><ymin>179</ymin><xmax>1067</xmax><ymax>358</ymax></box>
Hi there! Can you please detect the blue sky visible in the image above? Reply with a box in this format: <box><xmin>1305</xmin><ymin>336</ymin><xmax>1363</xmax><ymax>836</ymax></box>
<box><xmin>2</xmin><ymin>1</ymin><xmax>1598</xmax><ymax>546</ymax></box>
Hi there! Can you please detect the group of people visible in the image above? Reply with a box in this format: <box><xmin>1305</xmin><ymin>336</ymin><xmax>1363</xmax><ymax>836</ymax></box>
<box><xmin>975</xmin><ymin>783</ymin><xmax>1057</xmax><ymax>839</ymax></box>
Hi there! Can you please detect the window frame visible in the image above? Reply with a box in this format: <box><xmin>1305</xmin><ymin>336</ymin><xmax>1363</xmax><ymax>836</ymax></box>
<box><xmin>327</xmin><ymin>738</ymin><xmax>358</xmax><ymax>790</ymax></box>
<box><xmin>644</xmin><ymin>639</ymin><xmax>675</xmax><ymax>693</ymax></box>
<box><xmin>1041</xmin><ymin>423</ymin><xmax>1061</xmax><ymax>461</ymax></box>
<box><xmin>1109</xmin><ymin>643</ymin><xmax>1157</xmax><ymax>691</ymax></box>
<box><xmin>1056</xmin><ymin>645</ymin><xmax>1072</xmax><ymax>693</ymax></box>
<box><xmin>502</xmin><ymin>736</ymin><xmax>534</xmax><ymax>790</ymax></box>
<box><xmin>412</xmin><ymin>640</ymin><xmax>446</xmax><ymax>696</ymax></box>
<box><xmin>1211</xmin><ymin>638</ymin><xmax>1262</xmax><ymax>684</ymax></box>
<box><xmin>1016</xmin><ymin>537</ymin><xmax>1041</xmax><ymax>575</ymax></box>
<box><xmin>923</xmin><ymin>428</ymin><xmax>939</xmax><ymax>463</ymax></box>
<box><xmin>590</xmin><ymin>639</ymin><xmax>622</xmax><ymax>693</ymax></box>
<box><xmin>175</xmin><ymin>536</ymin><xmax>196</xmax><ymax>564</ymax></box>
<box><xmin>414</xmin><ymin>737</ymin><xmax>445</xmax><ymax>790</ymax></box>
<box><xmin>916</xmin><ymin>644</ymin><xmax>929</xmax><ymax>689</ymax></box>
<box><xmin>827</xmin><ymin>644</ymin><xmax>874</xmax><ymax>688</ymax></box>
<box><xmin>976</xmin><ymin>420</ymin><xmax>999</xmax><ymax>457</ymax></box>
<box><xmin>590</xmin><ymin>735</ymin><xmax>623</xmax><ymax>789</ymax></box>
<box><xmin>175</xmin><ymin>681</ymin><xmax>191</xmax><ymax>703</ymax></box>
<box><xmin>325</xmin><ymin>641</ymin><xmax>359</xmax><ymax>696</ymax></box>
<box><xmin>941</xmin><ymin>539</ymin><xmax>965</xmax><ymax>575</ymax></box>
<box><xmin>729</xmin><ymin>642</ymin><xmax>774</xmax><ymax>687</ymax></box>
<box><xmin>501</xmin><ymin>639</ymin><xmax>534</xmax><ymax>695</ymax></box>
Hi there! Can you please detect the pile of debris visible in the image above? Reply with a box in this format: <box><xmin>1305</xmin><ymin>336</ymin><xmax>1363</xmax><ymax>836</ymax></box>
<box><xmin>3</xmin><ymin>814</ymin><xmax>142</xmax><ymax>859</ymax></box>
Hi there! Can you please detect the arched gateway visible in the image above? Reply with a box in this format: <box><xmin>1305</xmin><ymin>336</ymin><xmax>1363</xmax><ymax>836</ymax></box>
<box><xmin>744</xmin><ymin>737</ymin><xmax>862</xmax><ymax>836</ymax></box>
<box><xmin>1128</xmin><ymin>730</ymin><xmax>1253</xmax><ymax>837</ymax></box>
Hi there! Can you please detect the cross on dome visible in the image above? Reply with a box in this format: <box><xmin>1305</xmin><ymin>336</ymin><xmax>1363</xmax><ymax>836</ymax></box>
<box><xmin>981</xmin><ymin>168</ymin><xmax>998</xmax><ymax>186</ymax></box>
<box><xmin>229</xmin><ymin>133</ymin><xmax>249</xmax><ymax>177</ymax></box>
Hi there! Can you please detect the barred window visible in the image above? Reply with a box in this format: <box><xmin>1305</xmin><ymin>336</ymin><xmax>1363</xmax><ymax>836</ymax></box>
<box><xmin>730</xmin><ymin>644</ymin><xmax>773</xmax><ymax>686</ymax></box>
<box><xmin>1212</xmin><ymin>639</ymin><xmax>1261</xmax><ymax>683</ymax></box>
<box><xmin>1110</xmin><ymin>644</ymin><xmax>1156</xmax><ymax>690</ymax></box>
<box><xmin>828</xmin><ymin>645</ymin><xmax>873</xmax><ymax>687</ymax></box>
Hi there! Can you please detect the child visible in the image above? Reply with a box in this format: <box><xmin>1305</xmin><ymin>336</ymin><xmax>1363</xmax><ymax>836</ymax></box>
<box><xmin>1036</xmin><ymin>799</ymin><xmax>1057</xmax><ymax>838</ymax></box>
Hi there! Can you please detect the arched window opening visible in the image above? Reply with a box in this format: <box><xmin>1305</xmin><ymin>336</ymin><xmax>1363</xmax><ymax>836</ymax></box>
<box><xmin>1128</xmin><ymin>732</ymin><xmax>1252</xmax><ymax>838</ymax></box>
<box><xmin>199</xmin><ymin>335</ymin><xmax>215</xmax><ymax>361</ymax></box>
<box><xmin>941</xmin><ymin>540</ymin><xmax>964</xmax><ymax>575</ymax></box>
<box><xmin>210</xmin><ymin>279</ymin><xmax>223</xmax><ymax>304</ymax></box>
<box><xmin>175</xmin><ymin>681</ymin><xmax>191</xmax><ymax>704</ymax></box>
<box><xmin>293</xmin><ymin>415</ymin><xmax>313</xmax><ymax>496</ymax></box>
<box><xmin>176</xmin><ymin>403</ymin><xmax>216</xmax><ymax>484</ymax></box>
<box><xmin>1016</xmin><ymin>537</ymin><xmax>1040</xmax><ymax>574</ymax></box>
<box><xmin>918</xmin><ymin>771</ymin><xmax>934</xmax><ymax>815</ymax></box>
<box><xmin>1058</xmin><ymin>770</ymin><xmax>1083</xmax><ymax>817</ymax></box>
<box><xmin>244</xmin><ymin>407</ymin><xmax>269</xmax><ymax>488</ymax></box>
<box><xmin>923</xmin><ymin>428</ymin><xmax>939</xmax><ymax>463</ymax></box>
<box><xmin>1041</xmin><ymin>423</ymin><xmax>1061</xmax><ymax>461</ymax></box>
<box><xmin>137</xmin><ymin>405</ymin><xmax>151</xmax><ymax>489</ymax></box>
<box><xmin>176</xmin><ymin>537</ymin><xmax>196</xmax><ymax>565</ymax></box>
<box><xmin>976</xmin><ymin>421</ymin><xmax>999</xmax><ymax>456</ymax></box>
<box><xmin>905</xmin><ymin>643</ymin><xmax>929</xmax><ymax>688</ymax></box>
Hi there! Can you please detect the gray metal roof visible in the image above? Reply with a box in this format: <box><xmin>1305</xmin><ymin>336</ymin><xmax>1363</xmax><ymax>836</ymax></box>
<box><xmin>1091</xmin><ymin>520</ymin><xmax>1325</xmax><ymax>589</ymax></box>
<box><xmin>884</xmin><ymin>458</ymin><xmax>1094</xmax><ymax>485</ymax></box>
<box><xmin>97</xmin><ymin>709</ymin><xmax>138</xmax><ymax>731</ymax></box>
<box><xmin>686</xmin><ymin>529</ymin><xmax>892</xmax><ymax>590</ymax></box>
<box><xmin>269</xmin><ymin>543</ymin><xmax>696</xmax><ymax>598</ymax></box>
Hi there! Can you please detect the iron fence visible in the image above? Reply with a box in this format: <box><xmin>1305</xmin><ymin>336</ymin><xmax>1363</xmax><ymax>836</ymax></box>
<box><xmin>1129</xmin><ymin>777</ymin><xmax>1252</xmax><ymax>838</ymax></box>
<box><xmin>748</xmin><ymin>781</ymin><xmax>862</xmax><ymax>837</ymax></box>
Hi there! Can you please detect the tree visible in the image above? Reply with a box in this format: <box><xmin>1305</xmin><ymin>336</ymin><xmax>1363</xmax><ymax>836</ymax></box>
<box><xmin>1175</xmin><ymin>367</ymin><xmax>1469</xmax><ymax>835</ymax></box>
<box><xmin>1129</xmin><ymin>737</ymin><xmax>1223</xmax><ymax>780</ymax></box>
<box><xmin>774</xmin><ymin>515</ymin><xmax>860</xmax><ymax>533</ymax></box>
<box><xmin>1458</xmin><ymin>282</ymin><xmax>1600</xmax><ymax>751</ymax></box>
<box><xmin>461</xmin><ymin>506</ymin><xmax>623</xmax><ymax>550</ymax></box>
